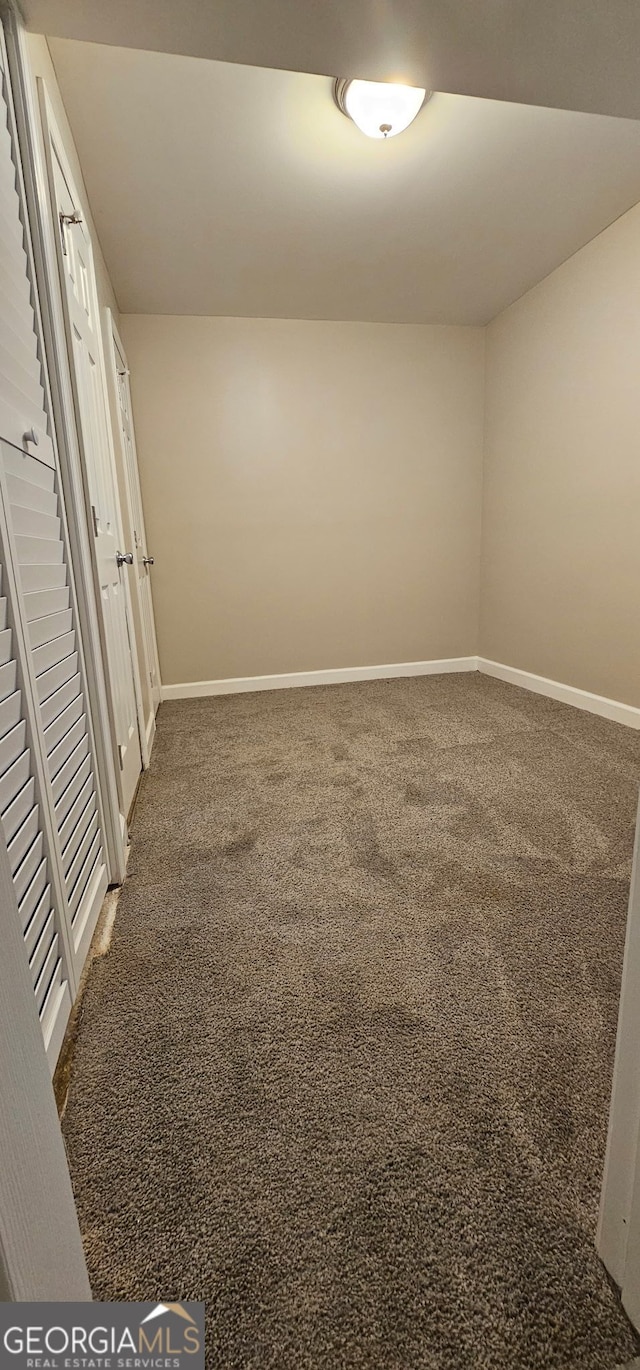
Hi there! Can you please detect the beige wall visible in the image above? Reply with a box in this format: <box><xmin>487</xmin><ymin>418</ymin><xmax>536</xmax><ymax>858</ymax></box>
<box><xmin>480</xmin><ymin>202</ymin><xmax>640</xmax><ymax>707</ymax></box>
<box><xmin>31</xmin><ymin>36</ymin><xmax>639</xmax><ymax>705</ymax></box>
<box><xmin>120</xmin><ymin>316</ymin><xmax>485</xmax><ymax>685</ymax></box>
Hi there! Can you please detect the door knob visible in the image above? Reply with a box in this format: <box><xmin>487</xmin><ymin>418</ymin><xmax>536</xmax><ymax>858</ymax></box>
<box><xmin>116</xmin><ymin>551</ymin><xmax>134</xmax><ymax>567</ymax></box>
<box><xmin>143</xmin><ymin>556</ymin><xmax>155</xmax><ymax>566</ymax></box>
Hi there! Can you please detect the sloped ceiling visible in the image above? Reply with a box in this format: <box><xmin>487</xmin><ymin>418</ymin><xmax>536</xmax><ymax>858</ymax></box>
<box><xmin>26</xmin><ymin>0</ymin><xmax>640</xmax><ymax>121</ymax></box>
<box><xmin>48</xmin><ymin>40</ymin><xmax>640</xmax><ymax>324</ymax></box>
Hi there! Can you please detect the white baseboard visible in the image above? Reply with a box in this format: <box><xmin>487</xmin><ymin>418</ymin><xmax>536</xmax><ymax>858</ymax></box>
<box><xmin>161</xmin><ymin>656</ymin><xmax>479</xmax><ymax>701</ymax></box>
<box><xmin>479</xmin><ymin>658</ymin><xmax>640</xmax><ymax>730</ymax></box>
<box><xmin>161</xmin><ymin>654</ymin><xmax>640</xmax><ymax>729</ymax></box>
<box><xmin>145</xmin><ymin>708</ymin><xmax>156</xmax><ymax>757</ymax></box>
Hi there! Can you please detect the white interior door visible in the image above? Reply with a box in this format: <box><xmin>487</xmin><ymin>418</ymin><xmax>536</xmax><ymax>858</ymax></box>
<box><xmin>42</xmin><ymin>100</ymin><xmax>142</xmax><ymax>818</ymax></box>
<box><xmin>110</xmin><ymin>320</ymin><xmax>161</xmax><ymax>731</ymax></box>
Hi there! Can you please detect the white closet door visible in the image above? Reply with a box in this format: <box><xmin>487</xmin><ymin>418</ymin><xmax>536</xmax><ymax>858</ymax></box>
<box><xmin>41</xmin><ymin>98</ymin><xmax>143</xmax><ymax>819</ymax></box>
<box><xmin>0</xmin><ymin>28</ymin><xmax>107</xmax><ymax>1066</ymax></box>
<box><xmin>0</xmin><ymin>539</ymin><xmax>71</xmax><ymax>1069</ymax></box>
<box><xmin>0</xmin><ymin>36</ymin><xmax>52</xmax><ymax>463</ymax></box>
<box><xmin>112</xmin><ymin>321</ymin><xmax>161</xmax><ymax>724</ymax></box>
<box><xmin>1</xmin><ymin>442</ymin><xmax>107</xmax><ymax>965</ymax></box>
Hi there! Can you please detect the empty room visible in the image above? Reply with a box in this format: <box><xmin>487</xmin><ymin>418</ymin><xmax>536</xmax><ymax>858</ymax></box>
<box><xmin>1</xmin><ymin>3</ymin><xmax>640</xmax><ymax>1369</ymax></box>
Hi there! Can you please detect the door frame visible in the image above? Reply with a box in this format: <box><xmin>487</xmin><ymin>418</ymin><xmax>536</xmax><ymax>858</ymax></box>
<box><xmin>104</xmin><ymin>309</ymin><xmax>161</xmax><ymax>763</ymax></box>
<box><xmin>3</xmin><ymin>10</ymin><xmax>127</xmax><ymax>884</ymax></box>
<box><xmin>598</xmin><ymin>790</ymin><xmax>640</xmax><ymax>1332</ymax></box>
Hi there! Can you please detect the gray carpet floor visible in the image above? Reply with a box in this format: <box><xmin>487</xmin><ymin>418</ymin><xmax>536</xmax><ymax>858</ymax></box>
<box><xmin>62</xmin><ymin>672</ymin><xmax>640</xmax><ymax>1369</ymax></box>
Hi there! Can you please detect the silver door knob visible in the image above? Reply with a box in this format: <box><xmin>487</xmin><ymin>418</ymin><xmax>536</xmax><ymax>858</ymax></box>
<box><xmin>116</xmin><ymin>551</ymin><xmax>134</xmax><ymax>567</ymax></box>
<box><xmin>143</xmin><ymin>556</ymin><xmax>155</xmax><ymax>566</ymax></box>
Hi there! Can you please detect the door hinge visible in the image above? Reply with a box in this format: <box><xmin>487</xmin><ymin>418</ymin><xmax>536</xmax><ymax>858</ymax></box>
<box><xmin>91</xmin><ymin>503</ymin><xmax>99</xmax><ymax>538</ymax></box>
<box><xmin>118</xmin><ymin>744</ymin><xmax>125</xmax><ymax>770</ymax></box>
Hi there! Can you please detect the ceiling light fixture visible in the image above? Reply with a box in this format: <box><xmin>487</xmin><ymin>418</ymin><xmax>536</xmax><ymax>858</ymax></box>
<box><xmin>334</xmin><ymin>78</ymin><xmax>429</xmax><ymax>139</ymax></box>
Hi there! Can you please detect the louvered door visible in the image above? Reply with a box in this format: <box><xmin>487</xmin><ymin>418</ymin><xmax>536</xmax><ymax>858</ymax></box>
<box><xmin>0</xmin><ymin>41</ymin><xmax>52</xmax><ymax>464</ymax></box>
<box><xmin>0</xmin><ymin>537</ymin><xmax>72</xmax><ymax>1068</ymax></box>
<box><xmin>0</xmin><ymin>26</ymin><xmax>108</xmax><ymax>1067</ymax></box>
<box><xmin>1</xmin><ymin>442</ymin><xmax>107</xmax><ymax>966</ymax></box>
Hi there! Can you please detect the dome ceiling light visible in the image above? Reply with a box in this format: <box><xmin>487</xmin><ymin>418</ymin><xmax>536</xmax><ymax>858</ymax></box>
<box><xmin>334</xmin><ymin>78</ymin><xmax>430</xmax><ymax>139</ymax></box>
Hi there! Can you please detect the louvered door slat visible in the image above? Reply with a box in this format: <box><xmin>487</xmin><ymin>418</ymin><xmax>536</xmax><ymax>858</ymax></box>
<box><xmin>59</xmin><ymin>773</ymin><xmax>92</xmax><ymax>854</ymax></box>
<box><xmin>55</xmin><ymin>752</ymin><xmax>90</xmax><ymax>828</ymax></box>
<box><xmin>23</xmin><ymin>883</ymin><xmax>50</xmax><ymax>959</ymax></box>
<box><xmin>0</xmin><ymin>685</ymin><xmax>19</xmax><ymax>735</ymax></box>
<box><xmin>3</xmin><ymin>775</ymin><xmax>34</xmax><ymax>843</ymax></box>
<box><xmin>12</xmin><ymin>503</ymin><xmax>61</xmax><ymax>542</ymax></box>
<box><xmin>50</xmin><ymin>734</ymin><xmax>88</xmax><ymax>804</ymax></box>
<box><xmin>20</xmin><ymin>564</ymin><xmax>67</xmax><ymax>594</ymax></box>
<box><xmin>0</xmin><ymin>716</ymin><xmax>25</xmax><ymax>769</ymax></box>
<box><xmin>14</xmin><ymin>831</ymin><xmax>44</xmax><ymax>904</ymax></box>
<box><xmin>0</xmin><ymin>279</ymin><xmax>45</xmax><ymax>356</ymax></box>
<box><xmin>18</xmin><ymin>856</ymin><xmax>47</xmax><ymax>932</ymax></box>
<box><xmin>0</xmin><ymin>275</ymin><xmax>43</xmax><ymax>358</ymax></box>
<box><xmin>3</xmin><ymin>444</ymin><xmax>54</xmax><ymax>489</ymax></box>
<box><xmin>36</xmin><ymin>651</ymin><xmax>79</xmax><ymax>704</ymax></box>
<box><xmin>24</xmin><ymin>585</ymin><xmax>69</xmax><ymax>621</ymax></box>
<box><xmin>7</xmin><ymin>801</ymin><xmax>38</xmax><ymax>871</ymax></box>
<box><xmin>29</xmin><ymin>909</ymin><xmax>55</xmax><ymax>986</ymax></box>
<box><xmin>39</xmin><ymin>960</ymin><xmax>64</xmax><ymax>1037</ymax></box>
<box><xmin>33</xmin><ymin>629</ymin><xmax>75</xmax><ymax>677</ymax></box>
<box><xmin>0</xmin><ymin>622</ymin><xmax>10</xmax><ymax>662</ymax></box>
<box><xmin>0</xmin><ymin>594</ymin><xmax>5</xmax><ymax>628</ymax></box>
<box><xmin>29</xmin><ymin>607</ymin><xmax>73</xmax><ymax>649</ymax></box>
<box><xmin>7</xmin><ymin>473</ymin><xmax>58</xmax><ymax>518</ymax></box>
<box><xmin>0</xmin><ymin>254</ymin><xmax>34</xmax><ymax>322</ymax></box>
<box><xmin>64</xmin><ymin>802</ymin><xmax>96</xmax><ymax>882</ymax></box>
<box><xmin>0</xmin><ymin>283</ymin><xmax>42</xmax><ymax>361</ymax></box>
<box><xmin>33</xmin><ymin>930</ymin><xmax>58</xmax><ymax>1007</ymax></box>
<box><xmin>43</xmin><ymin>691</ymin><xmax>82</xmax><ymax>754</ymax></box>
<box><xmin>0</xmin><ymin>655</ymin><xmax>15</xmax><ymax>697</ymax></box>
<box><xmin>48</xmin><ymin>713</ymin><xmax>85</xmax><ymax>780</ymax></box>
<box><xmin>0</xmin><ymin>333</ymin><xmax>45</xmax><ymax>413</ymax></box>
<box><xmin>40</xmin><ymin>671</ymin><xmax>79</xmax><ymax>730</ymax></box>
<box><xmin>69</xmin><ymin>831</ymin><xmax>101</xmax><ymax>921</ymax></box>
<box><xmin>0</xmin><ymin>676</ymin><xmax>19</xmax><ymax>724</ymax></box>
<box><xmin>0</xmin><ymin>745</ymin><xmax>29</xmax><ymax>810</ymax></box>
<box><xmin>15</xmin><ymin>535</ymin><xmax>64</xmax><ymax>566</ymax></box>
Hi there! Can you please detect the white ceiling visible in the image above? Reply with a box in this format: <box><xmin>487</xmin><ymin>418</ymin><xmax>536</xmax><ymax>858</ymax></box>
<box><xmin>29</xmin><ymin>0</ymin><xmax>640</xmax><ymax>121</ymax></box>
<box><xmin>49</xmin><ymin>39</ymin><xmax>640</xmax><ymax>325</ymax></box>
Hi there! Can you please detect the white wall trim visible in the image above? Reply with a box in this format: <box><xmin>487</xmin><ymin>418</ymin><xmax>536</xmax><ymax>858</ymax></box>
<box><xmin>598</xmin><ymin>793</ymin><xmax>640</xmax><ymax>1327</ymax></box>
<box><xmin>162</xmin><ymin>656</ymin><xmax>479</xmax><ymax>700</ymax></box>
<box><xmin>479</xmin><ymin>658</ymin><xmax>640</xmax><ymax>730</ymax></box>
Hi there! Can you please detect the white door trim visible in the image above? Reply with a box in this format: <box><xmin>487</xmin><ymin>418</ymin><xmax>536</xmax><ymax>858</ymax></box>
<box><xmin>598</xmin><ymin>792</ymin><xmax>640</xmax><ymax>1332</ymax></box>
<box><xmin>4</xmin><ymin>11</ymin><xmax>126</xmax><ymax>882</ymax></box>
